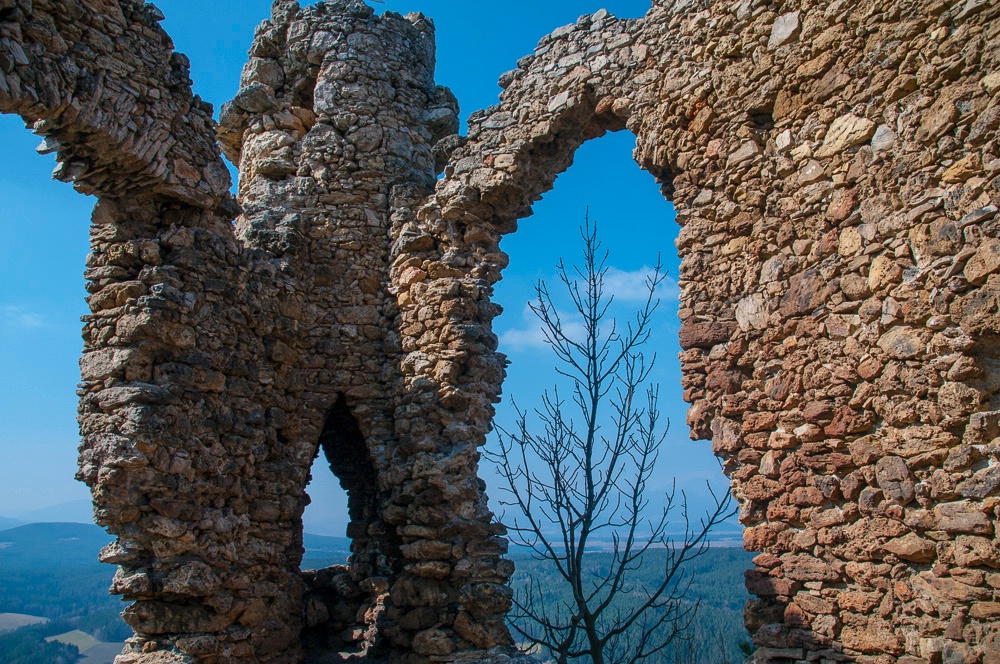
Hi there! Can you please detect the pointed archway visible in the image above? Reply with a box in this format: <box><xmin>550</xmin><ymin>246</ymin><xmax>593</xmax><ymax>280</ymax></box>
<box><xmin>300</xmin><ymin>396</ymin><xmax>402</xmax><ymax>660</ymax></box>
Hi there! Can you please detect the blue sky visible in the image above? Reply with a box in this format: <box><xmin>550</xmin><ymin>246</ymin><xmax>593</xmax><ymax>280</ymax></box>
<box><xmin>0</xmin><ymin>0</ymin><xmax>736</xmax><ymax>539</ymax></box>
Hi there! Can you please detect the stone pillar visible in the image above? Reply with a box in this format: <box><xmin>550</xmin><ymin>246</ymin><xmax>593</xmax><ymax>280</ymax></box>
<box><xmin>218</xmin><ymin>1</ymin><xmax>518</xmax><ymax>661</ymax></box>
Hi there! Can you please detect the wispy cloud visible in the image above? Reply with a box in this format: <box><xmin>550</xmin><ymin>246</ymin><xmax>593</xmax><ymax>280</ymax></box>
<box><xmin>497</xmin><ymin>268</ymin><xmax>680</xmax><ymax>354</ymax></box>
<box><xmin>604</xmin><ymin>266</ymin><xmax>679</xmax><ymax>302</ymax></box>
<box><xmin>498</xmin><ymin>303</ymin><xmax>586</xmax><ymax>352</ymax></box>
<box><xmin>0</xmin><ymin>306</ymin><xmax>45</xmax><ymax>329</ymax></box>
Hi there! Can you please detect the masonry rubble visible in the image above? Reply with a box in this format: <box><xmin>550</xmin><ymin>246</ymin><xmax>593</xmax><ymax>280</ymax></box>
<box><xmin>2</xmin><ymin>0</ymin><xmax>999</xmax><ymax>662</ymax></box>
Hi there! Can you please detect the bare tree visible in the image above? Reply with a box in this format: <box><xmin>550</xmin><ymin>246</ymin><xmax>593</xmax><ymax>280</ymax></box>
<box><xmin>489</xmin><ymin>217</ymin><xmax>735</xmax><ymax>664</ymax></box>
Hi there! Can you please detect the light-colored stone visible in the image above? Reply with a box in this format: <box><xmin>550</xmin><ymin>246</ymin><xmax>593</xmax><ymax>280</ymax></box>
<box><xmin>869</xmin><ymin>254</ymin><xmax>903</xmax><ymax>291</ymax></box>
<box><xmin>728</xmin><ymin>140</ymin><xmax>761</xmax><ymax>167</ymax></box>
<box><xmin>798</xmin><ymin>159</ymin><xmax>826</xmax><ymax>185</ymax></box>
<box><xmin>816</xmin><ymin>114</ymin><xmax>877</xmax><ymax>158</ymax></box>
<box><xmin>942</xmin><ymin>154</ymin><xmax>981</xmax><ymax>183</ymax></box>
<box><xmin>965</xmin><ymin>238</ymin><xmax>1000</xmax><ymax>284</ymax></box>
<box><xmin>983</xmin><ymin>72</ymin><xmax>1000</xmax><ymax>97</ymax></box>
<box><xmin>871</xmin><ymin>124</ymin><xmax>897</xmax><ymax>152</ymax></box>
<box><xmin>768</xmin><ymin>11</ymin><xmax>801</xmax><ymax>50</ymax></box>
<box><xmin>736</xmin><ymin>293</ymin><xmax>769</xmax><ymax>330</ymax></box>
<box><xmin>883</xmin><ymin>533</ymin><xmax>936</xmax><ymax>562</ymax></box>
<box><xmin>839</xmin><ymin>227</ymin><xmax>862</xmax><ymax>256</ymax></box>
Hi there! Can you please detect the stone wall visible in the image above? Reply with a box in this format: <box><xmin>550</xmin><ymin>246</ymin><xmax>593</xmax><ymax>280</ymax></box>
<box><xmin>3</xmin><ymin>0</ymin><xmax>1000</xmax><ymax>662</ymax></box>
<box><xmin>419</xmin><ymin>1</ymin><xmax>1000</xmax><ymax>661</ymax></box>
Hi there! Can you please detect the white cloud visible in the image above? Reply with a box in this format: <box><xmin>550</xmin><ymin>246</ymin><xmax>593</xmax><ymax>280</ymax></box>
<box><xmin>497</xmin><ymin>267</ymin><xmax>680</xmax><ymax>354</ymax></box>
<box><xmin>497</xmin><ymin>263</ymin><xmax>681</xmax><ymax>355</ymax></box>
<box><xmin>498</xmin><ymin>324</ymin><xmax>549</xmax><ymax>351</ymax></box>
<box><xmin>498</xmin><ymin>303</ymin><xmax>587</xmax><ymax>353</ymax></box>
<box><xmin>1</xmin><ymin>306</ymin><xmax>45</xmax><ymax>329</ymax></box>
<box><xmin>604</xmin><ymin>266</ymin><xmax>680</xmax><ymax>302</ymax></box>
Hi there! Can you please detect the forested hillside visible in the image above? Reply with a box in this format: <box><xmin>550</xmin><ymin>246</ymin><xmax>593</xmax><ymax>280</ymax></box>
<box><xmin>0</xmin><ymin>523</ymin><xmax>752</xmax><ymax>663</ymax></box>
<box><xmin>507</xmin><ymin>546</ymin><xmax>754</xmax><ymax>664</ymax></box>
<box><xmin>0</xmin><ymin>523</ymin><xmax>129</xmax><ymax>663</ymax></box>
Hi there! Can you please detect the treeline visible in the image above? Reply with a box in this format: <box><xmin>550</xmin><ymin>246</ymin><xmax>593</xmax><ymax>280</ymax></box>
<box><xmin>0</xmin><ymin>620</ymin><xmax>80</xmax><ymax>664</ymax></box>
<box><xmin>507</xmin><ymin>546</ymin><xmax>754</xmax><ymax>664</ymax></box>
<box><xmin>0</xmin><ymin>560</ymin><xmax>132</xmax><ymax>643</ymax></box>
<box><xmin>0</xmin><ymin>523</ymin><xmax>131</xmax><ymax>659</ymax></box>
<box><xmin>0</xmin><ymin>566</ymin><xmax>124</xmax><ymax>624</ymax></box>
<box><xmin>0</xmin><ymin>523</ymin><xmax>752</xmax><ymax>663</ymax></box>
<box><xmin>0</xmin><ymin>583</ymin><xmax>130</xmax><ymax>659</ymax></box>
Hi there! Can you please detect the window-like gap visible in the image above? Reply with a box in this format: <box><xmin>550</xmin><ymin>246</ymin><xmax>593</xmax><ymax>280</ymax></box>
<box><xmin>300</xmin><ymin>396</ymin><xmax>396</xmax><ymax>660</ymax></box>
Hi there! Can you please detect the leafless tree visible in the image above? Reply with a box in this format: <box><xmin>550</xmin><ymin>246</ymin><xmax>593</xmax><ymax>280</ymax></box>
<box><xmin>489</xmin><ymin>217</ymin><xmax>735</xmax><ymax>664</ymax></box>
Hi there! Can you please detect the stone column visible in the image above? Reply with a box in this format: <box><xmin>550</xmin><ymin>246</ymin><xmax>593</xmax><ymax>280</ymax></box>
<box><xmin>219</xmin><ymin>2</ymin><xmax>519</xmax><ymax>661</ymax></box>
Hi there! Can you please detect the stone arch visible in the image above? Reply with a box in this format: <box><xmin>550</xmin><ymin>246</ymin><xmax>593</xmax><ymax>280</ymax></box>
<box><xmin>0</xmin><ymin>0</ymin><xmax>232</xmax><ymax>209</ymax></box>
<box><xmin>317</xmin><ymin>397</ymin><xmax>382</xmax><ymax>549</ymax></box>
<box><xmin>385</xmin><ymin>8</ymin><xmax>701</xmax><ymax>660</ymax></box>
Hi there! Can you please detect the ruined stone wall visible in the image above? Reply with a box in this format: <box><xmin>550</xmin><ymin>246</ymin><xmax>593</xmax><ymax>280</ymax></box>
<box><xmin>418</xmin><ymin>0</ymin><xmax>1000</xmax><ymax>662</ymax></box>
<box><xmin>5</xmin><ymin>1</ymin><xmax>514</xmax><ymax>661</ymax></box>
<box><xmin>3</xmin><ymin>0</ymin><xmax>1000</xmax><ymax>662</ymax></box>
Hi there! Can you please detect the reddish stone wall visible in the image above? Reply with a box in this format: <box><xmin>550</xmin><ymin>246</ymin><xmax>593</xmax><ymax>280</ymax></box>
<box><xmin>414</xmin><ymin>1</ymin><xmax>1000</xmax><ymax>662</ymax></box>
<box><xmin>3</xmin><ymin>0</ymin><xmax>999</xmax><ymax>662</ymax></box>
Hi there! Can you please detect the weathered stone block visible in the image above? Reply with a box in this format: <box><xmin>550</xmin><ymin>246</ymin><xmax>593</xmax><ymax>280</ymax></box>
<box><xmin>815</xmin><ymin>114</ymin><xmax>876</xmax><ymax>158</ymax></box>
<box><xmin>883</xmin><ymin>533</ymin><xmax>936</xmax><ymax>562</ymax></box>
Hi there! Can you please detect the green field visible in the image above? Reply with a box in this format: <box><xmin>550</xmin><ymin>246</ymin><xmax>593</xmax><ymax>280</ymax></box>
<box><xmin>46</xmin><ymin>629</ymin><xmax>101</xmax><ymax>652</ymax></box>
<box><xmin>0</xmin><ymin>613</ymin><xmax>49</xmax><ymax>634</ymax></box>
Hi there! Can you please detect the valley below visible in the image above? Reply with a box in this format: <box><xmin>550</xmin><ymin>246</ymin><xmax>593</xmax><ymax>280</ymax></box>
<box><xmin>0</xmin><ymin>522</ymin><xmax>751</xmax><ymax>663</ymax></box>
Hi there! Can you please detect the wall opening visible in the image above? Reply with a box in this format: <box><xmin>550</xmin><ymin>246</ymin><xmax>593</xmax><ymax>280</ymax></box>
<box><xmin>300</xmin><ymin>396</ymin><xmax>398</xmax><ymax>660</ymax></box>
<box><xmin>486</xmin><ymin>129</ymin><xmax>751</xmax><ymax>663</ymax></box>
<box><xmin>492</xmin><ymin>130</ymin><xmax>732</xmax><ymax>533</ymax></box>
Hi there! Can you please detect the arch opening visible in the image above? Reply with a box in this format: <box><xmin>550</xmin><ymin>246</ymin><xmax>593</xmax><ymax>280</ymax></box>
<box><xmin>486</xmin><ymin>129</ymin><xmax>749</xmax><ymax>663</ymax></box>
<box><xmin>300</xmin><ymin>396</ymin><xmax>400</xmax><ymax>661</ymax></box>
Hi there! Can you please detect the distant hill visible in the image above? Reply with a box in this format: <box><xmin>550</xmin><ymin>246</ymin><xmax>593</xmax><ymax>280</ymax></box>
<box><xmin>509</xmin><ymin>546</ymin><xmax>754</xmax><ymax>663</ymax></box>
<box><xmin>15</xmin><ymin>499</ymin><xmax>96</xmax><ymax>525</ymax></box>
<box><xmin>0</xmin><ymin>523</ymin><xmax>751</xmax><ymax>663</ymax></box>
<box><xmin>0</xmin><ymin>515</ymin><xmax>24</xmax><ymax>531</ymax></box>
<box><xmin>301</xmin><ymin>532</ymin><xmax>352</xmax><ymax>569</ymax></box>
<box><xmin>0</xmin><ymin>522</ymin><xmax>351</xmax><ymax>568</ymax></box>
<box><xmin>303</xmin><ymin>531</ymin><xmax>352</xmax><ymax>553</ymax></box>
<box><xmin>0</xmin><ymin>523</ymin><xmax>354</xmax><ymax>658</ymax></box>
<box><xmin>0</xmin><ymin>522</ymin><xmax>112</xmax><ymax>569</ymax></box>
<box><xmin>0</xmin><ymin>523</ymin><xmax>128</xmax><ymax>659</ymax></box>
<box><xmin>0</xmin><ymin>523</ymin><xmax>353</xmax><ymax>569</ymax></box>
